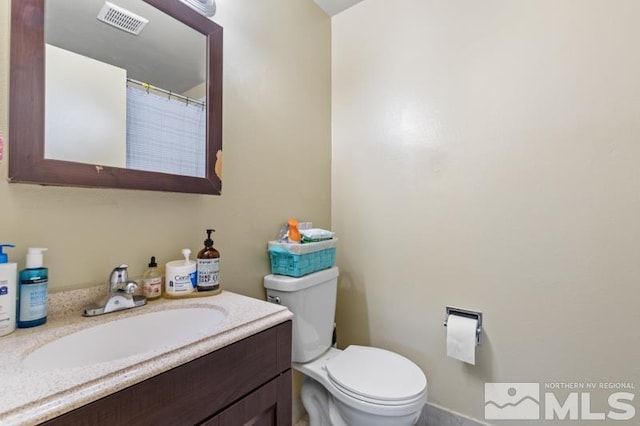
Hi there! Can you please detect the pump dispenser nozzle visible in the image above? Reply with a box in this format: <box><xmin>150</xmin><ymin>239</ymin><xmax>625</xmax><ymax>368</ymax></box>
<box><xmin>181</xmin><ymin>248</ymin><xmax>192</xmax><ymax>265</ymax></box>
<box><xmin>204</xmin><ymin>229</ymin><xmax>215</xmax><ymax>247</ymax></box>
<box><xmin>0</xmin><ymin>244</ymin><xmax>15</xmax><ymax>263</ymax></box>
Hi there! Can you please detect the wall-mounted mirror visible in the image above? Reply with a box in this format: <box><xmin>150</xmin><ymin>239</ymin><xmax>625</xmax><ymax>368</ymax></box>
<box><xmin>9</xmin><ymin>0</ymin><xmax>223</xmax><ymax>195</ymax></box>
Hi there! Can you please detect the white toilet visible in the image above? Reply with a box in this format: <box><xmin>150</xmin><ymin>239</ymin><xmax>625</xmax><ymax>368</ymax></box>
<box><xmin>264</xmin><ymin>267</ymin><xmax>427</xmax><ymax>426</ymax></box>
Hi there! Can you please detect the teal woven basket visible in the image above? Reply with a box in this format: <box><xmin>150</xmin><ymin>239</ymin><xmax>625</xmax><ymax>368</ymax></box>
<box><xmin>268</xmin><ymin>244</ymin><xmax>336</xmax><ymax>277</ymax></box>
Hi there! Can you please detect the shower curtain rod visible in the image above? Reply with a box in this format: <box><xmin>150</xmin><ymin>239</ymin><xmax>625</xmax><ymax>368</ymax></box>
<box><xmin>127</xmin><ymin>78</ymin><xmax>206</xmax><ymax>108</ymax></box>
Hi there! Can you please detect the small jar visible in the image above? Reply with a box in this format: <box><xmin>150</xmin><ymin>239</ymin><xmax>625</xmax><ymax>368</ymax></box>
<box><xmin>142</xmin><ymin>256</ymin><xmax>163</xmax><ymax>300</ymax></box>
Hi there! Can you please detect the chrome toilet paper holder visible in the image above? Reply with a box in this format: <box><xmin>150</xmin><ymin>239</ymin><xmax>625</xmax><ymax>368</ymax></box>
<box><xmin>444</xmin><ymin>306</ymin><xmax>483</xmax><ymax>345</ymax></box>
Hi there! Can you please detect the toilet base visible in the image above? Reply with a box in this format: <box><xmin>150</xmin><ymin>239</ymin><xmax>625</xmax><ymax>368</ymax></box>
<box><xmin>301</xmin><ymin>376</ymin><xmax>422</xmax><ymax>426</ymax></box>
<box><xmin>301</xmin><ymin>376</ymin><xmax>346</xmax><ymax>426</ymax></box>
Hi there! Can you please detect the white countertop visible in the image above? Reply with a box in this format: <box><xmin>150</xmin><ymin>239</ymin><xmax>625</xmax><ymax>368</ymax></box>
<box><xmin>0</xmin><ymin>288</ymin><xmax>292</xmax><ymax>425</ymax></box>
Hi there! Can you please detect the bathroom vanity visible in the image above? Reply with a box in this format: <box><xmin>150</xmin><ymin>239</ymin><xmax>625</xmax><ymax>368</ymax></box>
<box><xmin>0</xmin><ymin>290</ymin><xmax>292</xmax><ymax>426</ymax></box>
<box><xmin>43</xmin><ymin>321</ymin><xmax>292</xmax><ymax>426</ymax></box>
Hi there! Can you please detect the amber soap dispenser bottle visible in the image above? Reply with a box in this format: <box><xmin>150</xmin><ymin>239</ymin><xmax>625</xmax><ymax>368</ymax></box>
<box><xmin>196</xmin><ymin>229</ymin><xmax>221</xmax><ymax>293</ymax></box>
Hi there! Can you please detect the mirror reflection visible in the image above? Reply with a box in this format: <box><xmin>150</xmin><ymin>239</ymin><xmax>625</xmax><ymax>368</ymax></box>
<box><xmin>44</xmin><ymin>0</ymin><xmax>207</xmax><ymax>178</ymax></box>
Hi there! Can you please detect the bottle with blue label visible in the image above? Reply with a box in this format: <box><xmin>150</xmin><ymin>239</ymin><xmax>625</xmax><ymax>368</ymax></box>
<box><xmin>164</xmin><ymin>249</ymin><xmax>197</xmax><ymax>297</ymax></box>
<box><xmin>0</xmin><ymin>244</ymin><xmax>17</xmax><ymax>337</ymax></box>
<box><xmin>17</xmin><ymin>248</ymin><xmax>48</xmax><ymax>328</ymax></box>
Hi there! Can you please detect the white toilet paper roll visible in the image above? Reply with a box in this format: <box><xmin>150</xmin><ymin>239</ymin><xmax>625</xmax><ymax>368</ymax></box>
<box><xmin>446</xmin><ymin>314</ymin><xmax>477</xmax><ymax>365</ymax></box>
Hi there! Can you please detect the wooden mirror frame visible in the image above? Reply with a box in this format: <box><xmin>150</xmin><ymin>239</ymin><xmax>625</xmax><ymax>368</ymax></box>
<box><xmin>9</xmin><ymin>0</ymin><xmax>223</xmax><ymax>195</ymax></box>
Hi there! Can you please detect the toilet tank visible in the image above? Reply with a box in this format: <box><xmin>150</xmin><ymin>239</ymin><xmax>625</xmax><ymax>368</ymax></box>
<box><xmin>264</xmin><ymin>267</ymin><xmax>338</xmax><ymax>363</ymax></box>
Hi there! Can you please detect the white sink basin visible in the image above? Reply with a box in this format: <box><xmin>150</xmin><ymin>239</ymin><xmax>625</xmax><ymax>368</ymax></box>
<box><xmin>22</xmin><ymin>307</ymin><xmax>226</xmax><ymax>371</ymax></box>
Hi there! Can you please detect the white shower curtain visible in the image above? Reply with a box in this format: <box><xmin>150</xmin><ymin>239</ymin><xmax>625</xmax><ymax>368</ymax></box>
<box><xmin>126</xmin><ymin>87</ymin><xmax>206</xmax><ymax>178</ymax></box>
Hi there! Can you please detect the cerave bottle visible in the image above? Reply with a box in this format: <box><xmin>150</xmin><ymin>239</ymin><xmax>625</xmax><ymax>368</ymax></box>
<box><xmin>0</xmin><ymin>244</ymin><xmax>17</xmax><ymax>337</ymax></box>
<box><xmin>165</xmin><ymin>249</ymin><xmax>196</xmax><ymax>296</ymax></box>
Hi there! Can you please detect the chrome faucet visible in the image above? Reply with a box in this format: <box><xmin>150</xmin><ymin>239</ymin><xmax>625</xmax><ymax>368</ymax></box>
<box><xmin>108</xmin><ymin>264</ymin><xmax>138</xmax><ymax>295</ymax></box>
<box><xmin>83</xmin><ymin>264</ymin><xmax>147</xmax><ymax>317</ymax></box>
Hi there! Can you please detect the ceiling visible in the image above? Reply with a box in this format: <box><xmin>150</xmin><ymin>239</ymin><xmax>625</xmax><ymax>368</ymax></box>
<box><xmin>45</xmin><ymin>0</ymin><xmax>206</xmax><ymax>94</ymax></box>
<box><xmin>313</xmin><ymin>0</ymin><xmax>366</xmax><ymax>16</ymax></box>
<box><xmin>44</xmin><ymin>0</ymin><xmax>364</xmax><ymax>95</ymax></box>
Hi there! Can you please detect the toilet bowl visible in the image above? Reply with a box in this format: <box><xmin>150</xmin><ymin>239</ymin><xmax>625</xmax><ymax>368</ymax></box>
<box><xmin>264</xmin><ymin>267</ymin><xmax>428</xmax><ymax>426</ymax></box>
<box><xmin>296</xmin><ymin>346</ymin><xmax>427</xmax><ymax>426</ymax></box>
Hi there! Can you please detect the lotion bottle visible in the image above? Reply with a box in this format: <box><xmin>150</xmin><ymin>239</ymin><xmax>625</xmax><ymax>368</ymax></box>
<box><xmin>165</xmin><ymin>249</ymin><xmax>197</xmax><ymax>296</ymax></box>
<box><xmin>0</xmin><ymin>244</ymin><xmax>17</xmax><ymax>337</ymax></box>
<box><xmin>17</xmin><ymin>248</ymin><xmax>48</xmax><ymax>328</ymax></box>
<box><xmin>196</xmin><ymin>229</ymin><xmax>220</xmax><ymax>293</ymax></box>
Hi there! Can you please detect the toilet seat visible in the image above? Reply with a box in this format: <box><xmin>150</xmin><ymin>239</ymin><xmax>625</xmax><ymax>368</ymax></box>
<box><xmin>325</xmin><ymin>345</ymin><xmax>427</xmax><ymax>406</ymax></box>
<box><xmin>329</xmin><ymin>377</ymin><xmax>426</xmax><ymax>406</ymax></box>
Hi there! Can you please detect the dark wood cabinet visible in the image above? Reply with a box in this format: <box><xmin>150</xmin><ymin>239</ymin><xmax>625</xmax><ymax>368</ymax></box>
<box><xmin>43</xmin><ymin>321</ymin><xmax>292</xmax><ymax>426</ymax></box>
<box><xmin>204</xmin><ymin>370</ymin><xmax>292</xmax><ymax>426</ymax></box>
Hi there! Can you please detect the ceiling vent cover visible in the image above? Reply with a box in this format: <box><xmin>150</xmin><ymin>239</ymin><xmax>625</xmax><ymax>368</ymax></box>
<box><xmin>180</xmin><ymin>0</ymin><xmax>216</xmax><ymax>17</ymax></box>
<box><xmin>97</xmin><ymin>2</ymin><xmax>149</xmax><ymax>35</ymax></box>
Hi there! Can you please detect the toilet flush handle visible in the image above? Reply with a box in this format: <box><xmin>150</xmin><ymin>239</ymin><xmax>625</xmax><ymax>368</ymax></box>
<box><xmin>267</xmin><ymin>295</ymin><xmax>281</xmax><ymax>304</ymax></box>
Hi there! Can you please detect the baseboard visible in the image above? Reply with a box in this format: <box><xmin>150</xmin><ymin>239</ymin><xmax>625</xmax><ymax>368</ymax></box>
<box><xmin>294</xmin><ymin>396</ymin><xmax>490</xmax><ymax>426</ymax></box>
<box><xmin>420</xmin><ymin>402</ymin><xmax>491</xmax><ymax>426</ymax></box>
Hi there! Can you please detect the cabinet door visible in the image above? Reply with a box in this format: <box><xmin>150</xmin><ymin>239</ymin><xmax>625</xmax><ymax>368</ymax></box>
<box><xmin>202</xmin><ymin>370</ymin><xmax>292</xmax><ymax>426</ymax></box>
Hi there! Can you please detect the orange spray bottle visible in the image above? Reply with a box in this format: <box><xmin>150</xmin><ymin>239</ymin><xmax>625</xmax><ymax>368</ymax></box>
<box><xmin>287</xmin><ymin>219</ymin><xmax>301</xmax><ymax>243</ymax></box>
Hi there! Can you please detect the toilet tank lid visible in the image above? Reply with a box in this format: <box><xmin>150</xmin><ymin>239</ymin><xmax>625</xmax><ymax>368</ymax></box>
<box><xmin>264</xmin><ymin>267</ymin><xmax>339</xmax><ymax>292</ymax></box>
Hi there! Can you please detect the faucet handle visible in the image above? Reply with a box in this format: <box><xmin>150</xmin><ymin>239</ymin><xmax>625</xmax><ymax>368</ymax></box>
<box><xmin>124</xmin><ymin>281</ymin><xmax>138</xmax><ymax>294</ymax></box>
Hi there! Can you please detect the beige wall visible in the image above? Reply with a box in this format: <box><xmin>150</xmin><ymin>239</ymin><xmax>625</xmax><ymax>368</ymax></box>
<box><xmin>333</xmin><ymin>0</ymin><xmax>640</xmax><ymax>423</ymax></box>
<box><xmin>0</xmin><ymin>0</ymin><xmax>331</xmax><ymax>303</ymax></box>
